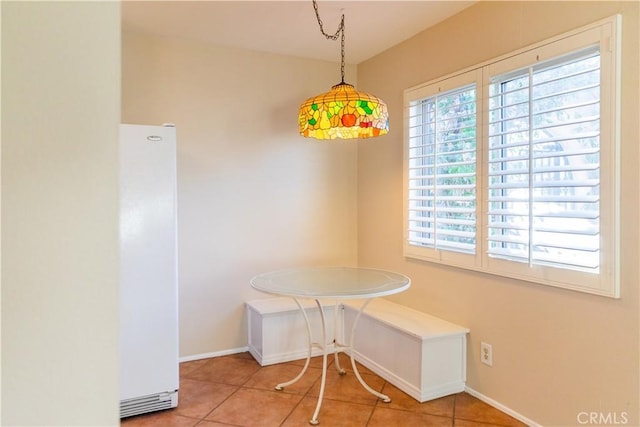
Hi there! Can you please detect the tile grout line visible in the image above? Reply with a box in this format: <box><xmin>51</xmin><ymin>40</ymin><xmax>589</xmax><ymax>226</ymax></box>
<box><xmin>278</xmin><ymin>364</ymin><xmax>321</xmax><ymax>426</ymax></box>
<box><xmin>186</xmin><ymin>357</ymin><xmax>250</xmax><ymax>425</ymax></box>
<box><xmin>199</xmin><ymin>385</ymin><xmax>243</xmax><ymax>424</ymax></box>
<box><xmin>278</xmin><ymin>379</ymin><xmax>315</xmax><ymax>426</ymax></box>
<box><xmin>364</xmin><ymin>380</ymin><xmax>388</xmax><ymax>426</ymax></box>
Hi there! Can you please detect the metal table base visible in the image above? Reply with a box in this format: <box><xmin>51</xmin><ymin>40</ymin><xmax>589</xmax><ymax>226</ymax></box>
<box><xmin>274</xmin><ymin>298</ymin><xmax>390</xmax><ymax>425</ymax></box>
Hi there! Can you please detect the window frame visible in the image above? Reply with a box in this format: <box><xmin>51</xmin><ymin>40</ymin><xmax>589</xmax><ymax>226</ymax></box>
<box><xmin>403</xmin><ymin>69</ymin><xmax>483</xmax><ymax>270</ymax></box>
<box><xmin>403</xmin><ymin>15</ymin><xmax>620</xmax><ymax>298</ymax></box>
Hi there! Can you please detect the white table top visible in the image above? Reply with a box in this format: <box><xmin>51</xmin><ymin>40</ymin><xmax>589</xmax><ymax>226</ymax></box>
<box><xmin>250</xmin><ymin>267</ymin><xmax>411</xmax><ymax>299</ymax></box>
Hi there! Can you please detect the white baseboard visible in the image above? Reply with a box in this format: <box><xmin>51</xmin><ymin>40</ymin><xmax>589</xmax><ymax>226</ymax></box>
<box><xmin>464</xmin><ymin>386</ymin><xmax>539</xmax><ymax>427</ymax></box>
<box><xmin>179</xmin><ymin>346</ymin><xmax>249</xmax><ymax>363</ymax></box>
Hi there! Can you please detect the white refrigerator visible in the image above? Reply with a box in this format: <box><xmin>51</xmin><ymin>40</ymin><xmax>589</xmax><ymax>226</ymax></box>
<box><xmin>119</xmin><ymin>124</ymin><xmax>179</xmax><ymax>418</ymax></box>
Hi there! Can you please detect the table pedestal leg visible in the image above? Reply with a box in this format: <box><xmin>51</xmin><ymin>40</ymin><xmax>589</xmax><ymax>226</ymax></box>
<box><xmin>332</xmin><ymin>300</ymin><xmax>347</xmax><ymax>376</ymax></box>
<box><xmin>274</xmin><ymin>298</ymin><xmax>313</xmax><ymax>391</ymax></box>
<box><xmin>346</xmin><ymin>299</ymin><xmax>391</xmax><ymax>403</ymax></box>
<box><xmin>274</xmin><ymin>297</ymin><xmax>389</xmax><ymax>425</ymax></box>
<box><xmin>309</xmin><ymin>299</ymin><xmax>327</xmax><ymax>425</ymax></box>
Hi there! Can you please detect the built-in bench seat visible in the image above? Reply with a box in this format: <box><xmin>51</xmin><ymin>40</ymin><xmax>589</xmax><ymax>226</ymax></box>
<box><xmin>342</xmin><ymin>299</ymin><xmax>469</xmax><ymax>402</ymax></box>
<box><xmin>246</xmin><ymin>297</ymin><xmax>339</xmax><ymax>366</ymax></box>
<box><xmin>246</xmin><ymin>297</ymin><xmax>469</xmax><ymax>402</ymax></box>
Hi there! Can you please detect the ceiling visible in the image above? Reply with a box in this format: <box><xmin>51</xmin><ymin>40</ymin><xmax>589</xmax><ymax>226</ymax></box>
<box><xmin>122</xmin><ymin>1</ymin><xmax>475</xmax><ymax>64</ymax></box>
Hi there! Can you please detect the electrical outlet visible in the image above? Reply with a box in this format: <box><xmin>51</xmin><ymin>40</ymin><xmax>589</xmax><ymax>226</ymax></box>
<box><xmin>481</xmin><ymin>342</ymin><xmax>493</xmax><ymax>366</ymax></box>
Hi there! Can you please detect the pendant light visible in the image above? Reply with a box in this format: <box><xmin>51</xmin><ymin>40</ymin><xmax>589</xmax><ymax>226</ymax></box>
<box><xmin>298</xmin><ymin>1</ymin><xmax>389</xmax><ymax>140</ymax></box>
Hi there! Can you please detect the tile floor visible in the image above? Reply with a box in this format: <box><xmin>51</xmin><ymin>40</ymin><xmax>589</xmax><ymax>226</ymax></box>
<box><xmin>121</xmin><ymin>352</ymin><xmax>527</xmax><ymax>427</ymax></box>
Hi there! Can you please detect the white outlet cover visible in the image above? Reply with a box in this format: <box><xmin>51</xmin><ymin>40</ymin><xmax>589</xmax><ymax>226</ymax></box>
<box><xmin>481</xmin><ymin>342</ymin><xmax>493</xmax><ymax>366</ymax></box>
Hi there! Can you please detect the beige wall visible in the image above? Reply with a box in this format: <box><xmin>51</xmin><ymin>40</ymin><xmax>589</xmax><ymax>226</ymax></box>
<box><xmin>122</xmin><ymin>31</ymin><xmax>358</xmax><ymax>357</ymax></box>
<box><xmin>1</xmin><ymin>2</ymin><xmax>121</xmax><ymax>425</ymax></box>
<box><xmin>357</xmin><ymin>1</ymin><xmax>639</xmax><ymax>425</ymax></box>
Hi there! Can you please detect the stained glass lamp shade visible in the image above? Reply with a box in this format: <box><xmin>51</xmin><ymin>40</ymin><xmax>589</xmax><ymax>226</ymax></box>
<box><xmin>298</xmin><ymin>1</ymin><xmax>389</xmax><ymax>140</ymax></box>
<box><xmin>298</xmin><ymin>82</ymin><xmax>389</xmax><ymax>140</ymax></box>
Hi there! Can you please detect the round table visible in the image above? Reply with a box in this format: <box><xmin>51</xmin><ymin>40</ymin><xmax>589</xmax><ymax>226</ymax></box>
<box><xmin>250</xmin><ymin>267</ymin><xmax>411</xmax><ymax>425</ymax></box>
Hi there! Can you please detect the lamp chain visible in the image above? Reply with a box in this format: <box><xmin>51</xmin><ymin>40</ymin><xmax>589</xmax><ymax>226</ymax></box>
<box><xmin>312</xmin><ymin>0</ymin><xmax>346</xmax><ymax>83</ymax></box>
